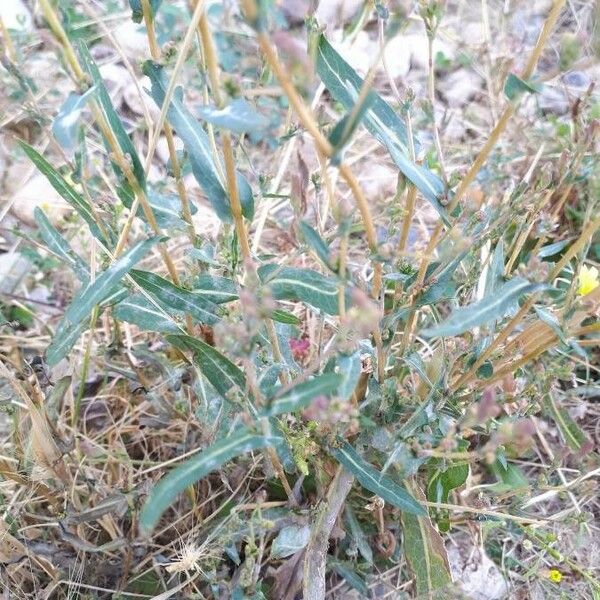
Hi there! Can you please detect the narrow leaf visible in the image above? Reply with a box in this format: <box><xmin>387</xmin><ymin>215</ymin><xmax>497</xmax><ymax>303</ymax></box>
<box><xmin>128</xmin><ymin>0</ymin><xmax>162</xmax><ymax>22</ymax></box>
<box><xmin>260</xmin><ymin>373</ymin><xmax>342</xmax><ymax>417</ymax></box>
<box><xmin>143</xmin><ymin>61</ymin><xmax>253</xmax><ymax>221</ymax></box>
<box><xmin>258</xmin><ymin>265</ymin><xmax>346</xmax><ymax>316</ymax></box>
<box><xmin>329</xmin><ymin>442</ymin><xmax>425</xmax><ymax>515</ymax></box>
<box><xmin>316</xmin><ymin>35</ymin><xmax>448</xmax><ymax>224</ymax></box>
<box><xmin>47</xmin><ymin>238</ymin><xmax>159</xmax><ymax>365</ymax></box>
<box><xmin>401</xmin><ymin>482</ymin><xmax>453</xmax><ymax>597</ymax></box>
<box><xmin>344</xmin><ymin>505</ymin><xmax>373</xmax><ymax>564</ymax></box>
<box><xmin>270</xmin><ymin>524</ymin><xmax>310</xmax><ymax>559</ymax></box>
<box><xmin>166</xmin><ymin>334</ymin><xmax>245</xmax><ymax>399</ymax></box>
<box><xmin>52</xmin><ymin>86</ymin><xmax>97</xmax><ymax>151</ymax></box>
<box><xmin>113</xmin><ymin>294</ymin><xmax>182</xmax><ymax>333</ymax></box>
<box><xmin>139</xmin><ymin>427</ymin><xmax>281</xmax><ymax>535</ymax></box>
<box><xmin>196</xmin><ymin>98</ymin><xmax>270</xmax><ymax>134</ymax></box>
<box><xmin>336</xmin><ymin>352</ymin><xmax>361</xmax><ymax>401</ymax></box>
<box><xmin>34</xmin><ymin>208</ymin><xmax>89</xmax><ymax>283</ymax></box>
<box><xmin>299</xmin><ymin>221</ymin><xmax>333</xmax><ymax>269</ymax></box>
<box><xmin>193</xmin><ymin>274</ymin><xmax>238</xmax><ymax>304</ymax></box>
<box><xmin>130</xmin><ymin>270</ymin><xmax>219</xmax><ymax>325</ymax></box>
<box><xmin>504</xmin><ymin>73</ymin><xmax>541</xmax><ymax>101</ymax></box>
<box><xmin>79</xmin><ymin>43</ymin><xmax>146</xmax><ymax>192</ymax></box>
<box><xmin>19</xmin><ymin>141</ymin><xmax>106</xmax><ymax>243</ymax></box>
<box><xmin>329</xmin><ymin>560</ymin><xmax>369</xmax><ymax>595</ymax></box>
<box><xmin>422</xmin><ymin>278</ymin><xmax>548</xmax><ymax>338</ymax></box>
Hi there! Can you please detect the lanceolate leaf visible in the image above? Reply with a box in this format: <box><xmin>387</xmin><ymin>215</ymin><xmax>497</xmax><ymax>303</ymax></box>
<box><xmin>52</xmin><ymin>86</ymin><xmax>97</xmax><ymax>151</ymax></box>
<box><xmin>258</xmin><ymin>265</ymin><xmax>346</xmax><ymax>316</ymax></box>
<box><xmin>336</xmin><ymin>351</ymin><xmax>361</xmax><ymax>401</ymax></box>
<box><xmin>329</xmin><ymin>442</ymin><xmax>425</xmax><ymax>515</ymax></box>
<box><xmin>196</xmin><ymin>98</ymin><xmax>270</xmax><ymax>134</ymax></box>
<box><xmin>344</xmin><ymin>505</ymin><xmax>373</xmax><ymax>564</ymax></box>
<box><xmin>316</xmin><ymin>35</ymin><xmax>448</xmax><ymax>224</ymax></box>
<box><xmin>130</xmin><ymin>270</ymin><xmax>219</xmax><ymax>325</ymax></box>
<box><xmin>128</xmin><ymin>0</ymin><xmax>162</xmax><ymax>23</ymax></box>
<box><xmin>166</xmin><ymin>334</ymin><xmax>246</xmax><ymax>399</ymax></box>
<box><xmin>79</xmin><ymin>43</ymin><xmax>146</xmax><ymax>192</ymax></box>
<box><xmin>47</xmin><ymin>238</ymin><xmax>160</xmax><ymax>365</ymax></box>
<box><xmin>34</xmin><ymin>208</ymin><xmax>90</xmax><ymax>284</ymax></box>
<box><xmin>543</xmin><ymin>393</ymin><xmax>593</xmax><ymax>454</ymax></box>
<box><xmin>299</xmin><ymin>221</ymin><xmax>334</xmax><ymax>270</ymax></box>
<box><xmin>422</xmin><ymin>278</ymin><xmax>548</xmax><ymax>338</ymax></box>
<box><xmin>139</xmin><ymin>427</ymin><xmax>282</xmax><ymax>535</ymax></box>
<box><xmin>19</xmin><ymin>141</ymin><xmax>107</xmax><ymax>243</ymax></box>
<box><xmin>113</xmin><ymin>294</ymin><xmax>182</xmax><ymax>333</ymax></box>
<box><xmin>193</xmin><ymin>275</ymin><xmax>238</xmax><ymax>304</ymax></box>
<box><xmin>401</xmin><ymin>481</ymin><xmax>453</xmax><ymax>597</ymax></box>
<box><xmin>143</xmin><ymin>61</ymin><xmax>254</xmax><ymax>221</ymax></box>
<box><xmin>260</xmin><ymin>373</ymin><xmax>342</xmax><ymax>417</ymax></box>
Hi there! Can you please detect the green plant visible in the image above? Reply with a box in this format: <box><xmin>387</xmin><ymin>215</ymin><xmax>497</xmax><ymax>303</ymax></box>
<box><xmin>1</xmin><ymin>0</ymin><xmax>599</xmax><ymax>598</ymax></box>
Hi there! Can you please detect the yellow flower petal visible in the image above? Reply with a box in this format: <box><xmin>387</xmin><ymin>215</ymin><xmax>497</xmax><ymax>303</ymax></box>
<box><xmin>548</xmin><ymin>569</ymin><xmax>563</xmax><ymax>583</ymax></box>
<box><xmin>577</xmin><ymin>264</ymin><xmax>599</xmax><ymax>296</ymax></box>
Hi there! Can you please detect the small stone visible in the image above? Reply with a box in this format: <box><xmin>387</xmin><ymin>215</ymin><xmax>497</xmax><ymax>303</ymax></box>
<box><xmin>0</xmin><ymin>0</ymin><xmax>33</xmax><ymax>32</ymax></box>
<box><xmin>113</xmin><ymin>21</ymin><xmax>149</xmax><ymax>62</ymax></box>
<box><xmin>562</xmin><ymin>71</ymin><xmax>590</xmax><ymax>90</ymax></box>
<box><xmin>315</xmin><ymin>0</ymin><xmax>364</xmax><ymax>27</ymax></box>
<box><xmin>98</xmin><ymin>63</ymin><xmax>130</xmax><ymax>108</ymax></box>
<box><xmin>441</xmin><ymin>69</ymin><xmax>482</xmax><ymax>108</ymax></box>
<box><xmin>405</xmin><ymin>33</ymin><xmax>455</xmax><ymax>71</ymax></box>
<box><xmin>123</xmin><ymin>78</ymin><xmax>161</xmax><ymax>120</ymax></box>
<box><xmin>11</xmin><ymin>174</ymin><xmax>72</xmax><ymax>227</ymax></box>
<box><xmin>537</xmin><ymin>86</ymin><xmax>569</xmax><ymax>115</ymax></box>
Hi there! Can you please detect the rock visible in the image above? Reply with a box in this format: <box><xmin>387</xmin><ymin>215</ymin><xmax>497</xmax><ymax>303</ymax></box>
<box><xmin>315</xmin><ymin>0</ymin><xmax>364</xmax><ymax>27</ymax></box>
<box><xmin>112</xmin><ymin>21</ymin><xmax>149</xmax><ymax>62</ymax></box>
<box><xmin>123</xmin><ymin>77</ymin><xmax>161</xmax><ymax>120</ymax></box>
<box><xmin>155</xmin><ymin>135</ymin><xmax>183</xmax><ymax>166</ymax></box>
<box><xmin>0</xmin><ymin>252</ymin><xmax>32</xmax><ymax>294</ymax></box>
<box><xmin>447</xmin><ymin>541</ymin><xmax>508</xmax><ymax>600</ymax></box>
<box><xmin>537</xmin><ymin>86</ymin><xmax>569</xmax><ymax>115</ymax></box>
<box><xmin>461</xmin><ymin>22</ymin><xmax>487</xmax><ymax>46</ymax></box>
<box><xmin>562</xmin><ymin>71</ymin><xmax>591</xmax><ymax>90</ymax></box>
<box><xmin>441</xmin><ymin>68</ymin><xmax>482</xmax><ymax>108</ymax></box>
<box><xmin>0</xmin><ymin>0</ymin><xmax>33</xmax><ymax>32</ymax></box>
<box><xmin>330</xmin><ymin>31</ymin><xmax>373</xmax><ymax>76</ymax></box>
<box><xmin>443</xmin><ymin>110</ymin><xmax>467</xmax><ymax>141</ymax></box>
<box><xmin>10</xmin><ymin>174</ymin><xmax>72</xmax><ymax>227</ymax></box>
<box><xmin>360</xmin><ymin>163</ymin><xmax>398</xmax><ymax>200</ymax></box>
<box><xmin>405</xmin><ymin>33</ymin><xmax>455</xmax><ymax>71</ymax></box>
<box><xmin>98</xmin><ymin>62</ymin><xmax>130</xmax><ymax>108</ymax></box>
<box><xmin>383</xmin><ymin>35</ymin><xmax>412</xmax><ymax>80</ymax></box>
<box><xmin>280</xmin><ymin>0</ymin><xmax>310</xmax><ymax>25</ymax></box>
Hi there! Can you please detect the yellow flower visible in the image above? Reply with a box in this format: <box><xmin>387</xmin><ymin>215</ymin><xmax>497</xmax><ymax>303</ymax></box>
<box><xmin>548</xmin><ymin>569</ymin><xmax>563</xmax><ymax>583</ymax></box>
<box><xmin>577</xmin><ymin>264</ymin><xmax>599</xmax><ymax>296</ymax></box>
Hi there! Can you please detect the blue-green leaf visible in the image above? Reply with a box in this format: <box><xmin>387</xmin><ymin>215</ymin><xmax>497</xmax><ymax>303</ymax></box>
<box><xmin>34</xmin><ymin>208</ymin><xmax>89</xmax><ymax>284</ymax></box>
<box><xmin>336</xmin><ymin>352</ymin><xmax>361</xmax><ymax>401</ymax></box>
<box><xmin>270</xmin><ymin>524</ymin><xmax>310</xmax><ymax>559</ymax></box>
<box><xmin>52</xmin><ymin>86</ymin><xmax>97</xmax><ymax>151</ymax></box>
<box><xmin>128</xmin><ymin>0</ymin><xmax>162</xmax><ymax>22</ymax></box>
<box><xmin>344</xmin><ymin>505</ymin><xmax>373</xmax><ymax>564</ymax></box>
<box><xmin>113</xmin><ymin>294</ymin><xmax>182</xmax><ymax>333</ymax></box>
<box><xmin>196</xmin><ymin>98</ymin><xmax>270</xmax><ymax>134</ymax></box>
<box><xmin>329</xmin><ymin>442</ymin><xmax>425</xmax><ymax>515</ymax></box>
<box><xmin>166</xmin><ymin>334</ymin><xmax>245</xmax><ymax>399</ymax></box>
<box><xmin>299</xmin><ymin>221</ymin><xmax>334</xmax><ymax>270</ymax></box>
<box><xmin>316</xmin><ymin>35</ymin><xmax>448</xmax><ymax>224</ymax></box>
<box><xmin>79</xmin><ymin>43</ymin><xmax>146</xmax><ymax>192</ymax></box>
<box><xmin>260</xmin><ymin>373</ymin><xmax>342</xmax><ymax>417</ymax></box>
<box><xmin>19</xmin><ymin>141</ymin><xmax>107</xmax><ymax>243</ymax></box>
<box><xmin>139</xmin><ymin>427</ymin><xmax>281</xmax><ymax>535</ymax></box>
<box><xmin>329</xmin><ymin>560</ymin><xmax>369</xmax><ymax>595</ymax></box>
<box><xmin>193</xmin><ymin>274</ymin><xmax>238</xmax><ymax>304</ymax></box>
<box><xmin>422</xmin><ymin>278</ymin><xmax>548</xmax><ymax>338</ymax></box>
<box><xmin>258</xmin><ymin>265</ymin><xmax>345</xmax><ymax>315</ymax></box>
<box><xmin>504</xmin><ymin>73</ymin><xmax>541</xmax><ymax>101</ymax></box>
<box><xmin>130</xmin><ymin>270</ymin><xmax>219</xmax><ymax>325</ymax></box>
<box><xmin>143</xmin><ymin>61</ymin><xmax>253</xmax><ymax>221</ymax></box>
<box><xmin>47</xmin><ymin>238</ymin><xmax>160</xmax><ymax>365</ymax></box>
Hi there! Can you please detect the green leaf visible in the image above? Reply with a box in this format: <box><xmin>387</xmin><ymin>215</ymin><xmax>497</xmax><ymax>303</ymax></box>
<box><xmin>422</xmin><ymin>278</ymin><xmax>548</xmax><ymax>338</ymax></box>
<box><xmin>196</xmin><ymin>98</ymin><xmax>270</xmax><ymax>134</ymax></box>
<box><xmin>79</xmin><ymin>43</ymin><xmax>146</xmax><ymax>192</ymax></box>
<box><xmin>166</xmin><ymin>334</ymin><xmax>245</xmax><ymax>399</ymax></box>
<box><xmin>139</xmin><ymin>427</ymin><xmax>281</xmax><ymax>535</ymax></box>
<box><xmin>504</xmin><ymin>73</ymin><xmax>541</xmax><ymax>101</ymax></box>
<box><xmin>130</xmin><ymin>270</ymin><xmax>219</xmax><ymax>325</ymax></box>
<box><xmin>427</xmin><ymin>462</ymin><xmax>469</xmax><ymax>504</ymax></box>
<box><xmin>489</xmin><ymin>459</ymin><xmax>529</xmax><ymax>492</ymax></box>
<box><xmin>270</xmin><ymin>308</ymin><xmax>301</xmax><ymax>325</ymax></box>
<box><xmin>260</xmin><ymin>373</ymin><xmax>342</xmax><ymax>417</ymax></box>
<box><xmin>128</xmin><ymin>0</ymin><xmax>162</xmax><ymax>22</ymax></box>
<box><xmin>258</xmin><ymin>265</ymin><xmax>345</xmax><ymax>315</ymax></box>
<box><xmin>34</xmin><ymin>208</ymin><xmax>90</xmax><ymax>284</ymax></box>
<box><xmin>484</xmin><ymin>240</ymin><xmax>505</xmax><ymax>296</ymax></box>
<box><xmin>401</xmin><ymin>481</ymin><xmax>453</xmax><ymax>597</ymax></box>
<box><xmin>143</xmin><ymin>61</ymin><xmax>253</xmax><ymax>221</ymax></box>
<box><xmin>47</xmin><ymin>238</ymin><xmax>159</xmax><ymax>365</ymax></box>
<box><xmin>19</xmin><ymin>141</ymin><xmax>107</xmax><ymax>243</ymax></box>
<box><xmin>193</xmin><ymin>274</ymin><xmax>238</xmax><ymax>304</ymax></box>
<box><xmin>534</xmin><ymin>306</ymin><xmax>568</xmax><ymax>345</ymax></box>
<box><xmin>344</xmin><ymin>505</ymin><xmax>373</xmax><ymax>564</ymax></box>
<box><xmin>329</xmin><ymin>560</ymin><xmax>369</xmax><ymax>596</ymax></box>
<box><xmin>299</xmin><ymin>221</ymin><xmax>333</xmax><ymax>270</ymax></box>
<box><xmin>270</xmin><ymin>524</ymin><xmax>310</xmax><ymax>559</ymax></box>
<box><xmin>145</xmin><ymin>191</ymin><xmax>197</xmax><ymax>230</ymax></box>
<box><xmin>329</xmin><ymin>442</ymin><xmax>425</xmax><ymax>515</ymax></box>
<box><xmin>52</xmin><ymin>87</ymin><xmax>97</xmax><ymax>151</ymax></box>
<box><xmin>543</xmin><ymin>393</ymin><xmax>593</xmax><ymax>454</ymax></box>
<box><xmin>113</xmin><ymin>294</ymin><xmax>182</xmax><ymax>333</ymax></box>
<box><xmin>316</xmin><ymin>35</ymin><xmax>449</xmax><ymax>225</ymax></box>
<box><xmin>538</xmin><ymin>238</ymin><xmax>573</xmax><ymax>259</ymax></box>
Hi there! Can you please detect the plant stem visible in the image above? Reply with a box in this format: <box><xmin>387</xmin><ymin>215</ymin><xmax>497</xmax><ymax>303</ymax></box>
<box><xmin>303</xmin><ymin>466</ymin><xmax>354</xmax><ymax>600</ymax></box>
